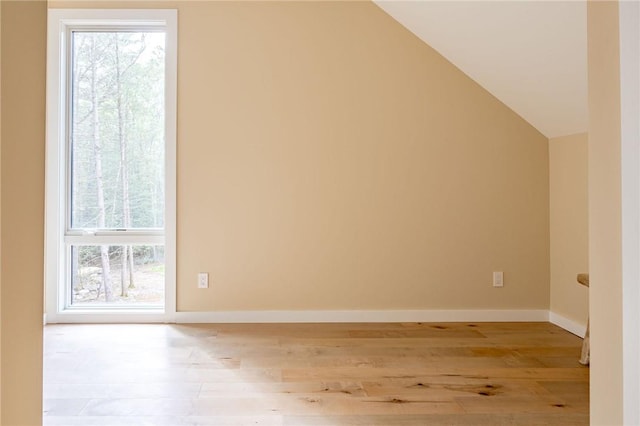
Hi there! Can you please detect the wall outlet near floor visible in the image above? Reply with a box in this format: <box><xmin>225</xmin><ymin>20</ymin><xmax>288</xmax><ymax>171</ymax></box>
<box><xmin>493</xmin><ymin>271</ymin><xmax>504</xmax><ymax>287</ymax></box>
<box><xmin>198</xmin><ymin>272</ymin><xmax>209</xmax><ymax>289</ymax></box>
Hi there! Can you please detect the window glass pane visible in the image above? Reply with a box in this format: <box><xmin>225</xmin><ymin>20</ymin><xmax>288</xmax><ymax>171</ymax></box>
<box><xmin>70</xmin><ymin>245</ymin><xmax>165</xmax><ymax>306</ymax></box>
<box><xmin>70</xmin><ymin>31</ymin><xmax>165</xmax><ymax>230</ymax></box>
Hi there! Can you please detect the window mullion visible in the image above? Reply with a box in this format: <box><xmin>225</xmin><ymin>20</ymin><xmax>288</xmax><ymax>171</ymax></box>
<box><xmin>64</xmin><ymin>234</ymin><xmax>165</xmax><ymax>246</ymax></box>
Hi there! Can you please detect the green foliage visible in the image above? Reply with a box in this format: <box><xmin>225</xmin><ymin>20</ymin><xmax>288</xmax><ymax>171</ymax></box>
<box><xmin>75</xmin><ymin>245</ymin><xmax>164</xmax><ymax>267</ymax></box>
<box><xmin>71</xmin><ymin>31</ymin><xmax>165</xmax><ymax>230</ymax></box>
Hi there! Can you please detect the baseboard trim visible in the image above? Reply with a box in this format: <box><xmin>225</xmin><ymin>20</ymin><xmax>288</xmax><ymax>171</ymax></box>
<box><xmin>43</xmin><ymin>309</ymin><xmax>553</xmax><ymax>325</ymax></box>
<box><xmin>549</xmin><ymin>311</ymin><xmax>587</xmax><ymax>338</ymax></box>
<box><xmin>44</xmin><ymin>310</ymin><xmax>174</xmax><ymax>324</ymax></box>
<box><xmin>174</xmin><ymin>309</ymin><xmax>549</xmax><ymax>324</ymax></box>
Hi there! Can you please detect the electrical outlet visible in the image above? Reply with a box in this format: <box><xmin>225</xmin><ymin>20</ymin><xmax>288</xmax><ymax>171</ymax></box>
<box><xmin>198</xmin><ymin>272</ymin><xmax>209</xmax><ymax>289</ymax></box>
<box><xmin>493</xmin><ymin>271</ymin><xmax>504</xmax><ymax>287</ymax></box>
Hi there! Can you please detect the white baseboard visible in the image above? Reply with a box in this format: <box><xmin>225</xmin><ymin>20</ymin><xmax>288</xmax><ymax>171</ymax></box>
<box><xmin>44</xmin><ymin>310</ymin><xmax>173</xmax><ymax>324</ymax></box>
<box><xmin>549</xmin><ymin>311</ymin><xmax>587</xmax><ymax>338</ymax></box>
<box><xmin>40</xmin><ymin>309</ymin><xmax>590</xmax><ymax>335</ymax></box>
<box><xmin>43</xmin><ymin>309</ymin><xmax>553</xmax><ymax>325</ymax></box>
<box><xmin>174</xmin><ymin>309</ymin><xmax>549</xmax><ymax>324</ymax></box>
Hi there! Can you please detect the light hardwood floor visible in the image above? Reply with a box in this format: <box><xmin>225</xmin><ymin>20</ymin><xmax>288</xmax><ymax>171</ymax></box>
<box><xmin>43</xmin><ymin>322</ymin><xmax>589</xmax><ymax>425</ymax></box>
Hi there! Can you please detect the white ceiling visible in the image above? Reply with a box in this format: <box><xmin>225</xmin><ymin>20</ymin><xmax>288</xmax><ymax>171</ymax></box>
<box><xmin>374</xmin><ymin>0</ymin><xmax>587</xmax><ymax>138</ymax></box>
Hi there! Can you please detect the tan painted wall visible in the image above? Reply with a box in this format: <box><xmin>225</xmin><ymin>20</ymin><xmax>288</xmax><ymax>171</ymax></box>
<box><xmin>587</xmin><ymin>1</ymin><xmax>624</xmax><ymax>424</ymax></box>
<box><xmin>1</xmin><ymin>1</ymin><xmax>46</xmax><ymax>425</ymax></box>
<box><xmin>0</xmin><ymin>1</ymin><xmax>3</xmax><ymax>421</ymax></box>
<box><xmin>0</xmin><ymin>0</ymin><xmax>554</xmax><ymax>422</ymax></box>
<box><xmin>549</xmin><ymin>133</ymin><xmax>589</xmax><ymax>327</ymax></box>
<box><xmin>49</xmin><ymin>0</ymin><xmax>550</xmax><ymax>312</ymax></box>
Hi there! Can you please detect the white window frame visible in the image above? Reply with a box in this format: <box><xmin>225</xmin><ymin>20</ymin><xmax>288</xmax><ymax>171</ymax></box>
<box><xmin>45</xmin><ymin>9</ymin><xmax>177</xmax><ymax>323</ymax></box>
<box><xmin>620</xmin><ymin>1</ymin><xmax>640</xmax><ymax>423</ymax></box>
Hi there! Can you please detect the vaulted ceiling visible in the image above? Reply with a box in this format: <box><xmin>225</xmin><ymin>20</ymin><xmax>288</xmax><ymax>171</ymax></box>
<box><xmin>374</xmin><ymin>0</ymin><xmax>587</xmax><ymax>138</ymax></box>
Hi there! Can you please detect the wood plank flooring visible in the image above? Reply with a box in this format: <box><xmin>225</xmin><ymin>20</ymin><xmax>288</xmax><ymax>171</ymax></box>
<box><xmin>43</xmin><ymin>322</ymin><xmax>589</xmax><ymax>425</ymax></box>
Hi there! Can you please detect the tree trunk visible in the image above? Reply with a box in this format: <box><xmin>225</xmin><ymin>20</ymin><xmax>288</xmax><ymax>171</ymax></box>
<box><xmin>115</xmin><ymin>34</ymin><xmax>135</xmax><ymax>292</ymax></box>
<box><xmin>71</xmin><ymin>51</ymin><xmax>80</xmax><ymax>298</ymax></box>
<box><xmin>90</xmin><ymin>35</ymin><xmax>112</xmax><ymax>302</ymax></box>
<box><xmin>71</xmin><ymin>248</ymin><xmax>79</xmax><ymax>294</ymax></box>
<box><xmin>128</xmin><ymin>246</ymin><xmax>135</xmax><ymax>289</ymax></box>
<box><xmin>120</xmin><ymin>246</ymin><xmax>128</xmax><ymax>297</ymax></box>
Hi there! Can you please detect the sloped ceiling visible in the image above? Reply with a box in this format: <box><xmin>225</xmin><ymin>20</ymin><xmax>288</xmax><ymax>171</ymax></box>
<box><xmin>374</xmin><ymin>0</ymin><xmax>587</xmax><ymax>138</ymax></box>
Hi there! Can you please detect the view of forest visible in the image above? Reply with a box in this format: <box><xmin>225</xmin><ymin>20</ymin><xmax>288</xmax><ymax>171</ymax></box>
<box><xmin>72</xmin><ymin>245</ymin><xmax>164</xmax><ymax>305</ymax></box>
<box><xmin>69</xmin><ymin>31</ymin><xmax>166</xmax><ymax>305</ymax></box>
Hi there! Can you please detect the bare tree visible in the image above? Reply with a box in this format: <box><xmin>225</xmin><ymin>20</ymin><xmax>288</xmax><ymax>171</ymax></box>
<box><xmin>90</xmin><ymin>35</ymin><xmax>113</xmax><ymax>302</ymax></box>
<box><xmin>70</xmin><ymin>31</ymin><xmax>165</xmax><ymax>304</ymax></box>
<box><xmin>115</xmin><ymin>35</ymin><xmax>131</xmax><ymax>297</ymax></box>
<box><xmin>114</xmin><ymin>34</ymin><xmax>146</xmax><ymax>295</ymax></box>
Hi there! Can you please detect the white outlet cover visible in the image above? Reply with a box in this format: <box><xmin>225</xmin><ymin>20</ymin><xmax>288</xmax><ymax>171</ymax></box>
<box><xmin>493</xmin><ymin>271</ymin><xmax>504</xmax><ymax>287</ymax></box>
<box><xmin>198</xmin><ymin>273</ymin><xmax>209</xmax><ymax>289</ymax></box>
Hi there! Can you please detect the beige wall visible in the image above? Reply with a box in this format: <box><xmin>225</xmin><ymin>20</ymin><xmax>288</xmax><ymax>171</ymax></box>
<box><xmin>0</xmin><ymin>1</ymin><xmax>3</xmax><ymax>420</ymax></box>
<box><xmin>0</xmin><ymin>0</ymin><xmax>556</xmax><ymax>423</ymax></box>
<box><xmin>587</xmin><ymin>1</ymin><xmax>624</xmax><ymax>424</ymax></box>
<box><xmin>48</xmin><ymin>1</ymin><xmax>550</xmax><ymax>312</ymax></box>
<box><xmin>1</xmin><ymin>1</ymin><xmax>46</xmax><ymax>425</ymax></box>
<box><xmin>549</xmin><ymin>133</ymin><xmax>589</xmax><ymax>327</ymax></box>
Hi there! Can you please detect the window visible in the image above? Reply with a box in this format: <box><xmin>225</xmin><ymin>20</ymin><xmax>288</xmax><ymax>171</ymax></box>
<box><xmin>46</xmin><ymin>9</ymin><xmax>177</xmax><ymax>322</ymax></box>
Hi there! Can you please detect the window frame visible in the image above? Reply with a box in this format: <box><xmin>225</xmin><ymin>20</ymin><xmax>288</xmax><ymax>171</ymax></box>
<box><xmin>45</xmin><ymin>9</ymin><xmax>177</xmax><ymax>323</ymax></box>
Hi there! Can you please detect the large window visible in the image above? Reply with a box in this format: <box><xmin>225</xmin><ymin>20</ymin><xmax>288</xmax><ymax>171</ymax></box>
<box><xmin>46</xmin><ymin>10</ymin><xmax>177</xmax><ymax>321</ymax></box>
